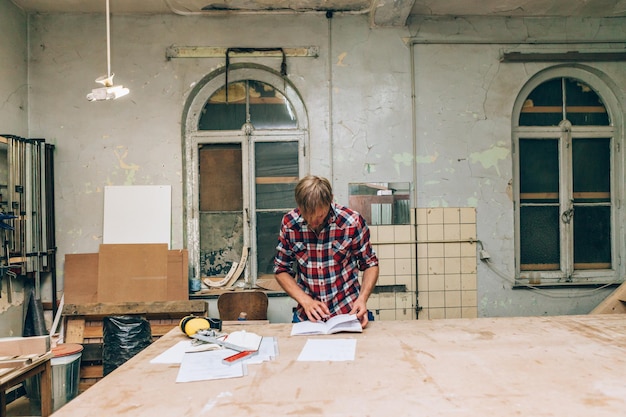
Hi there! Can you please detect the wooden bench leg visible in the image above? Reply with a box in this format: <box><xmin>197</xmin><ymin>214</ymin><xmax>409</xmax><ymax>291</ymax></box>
<box><xmin>40</xmin><ymin>359</ymin><xmax>53</xmax><ymax>417</ymax></box>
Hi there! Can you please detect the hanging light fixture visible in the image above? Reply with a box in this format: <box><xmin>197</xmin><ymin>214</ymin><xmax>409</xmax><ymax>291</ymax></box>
<box><xmin>86</xmin><ymin>0</ymin><xmax>130</xmax><ymax>101</ymax></box>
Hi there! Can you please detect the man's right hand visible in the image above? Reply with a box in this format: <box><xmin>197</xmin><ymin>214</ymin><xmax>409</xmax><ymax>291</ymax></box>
<box><xmin>302</xmin><ymin>298</ymin><xmax>331</xmax><ymax>322</ymax></box>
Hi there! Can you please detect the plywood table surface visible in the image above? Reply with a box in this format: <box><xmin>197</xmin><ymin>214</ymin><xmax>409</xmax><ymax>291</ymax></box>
<box><xmin>50</xmin><ymin>315</ymin><xmax>626</xmax><ymax>416</ymax></box>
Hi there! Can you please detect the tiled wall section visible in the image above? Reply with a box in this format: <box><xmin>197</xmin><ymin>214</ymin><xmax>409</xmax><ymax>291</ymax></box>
<box><xmin>368</xmin><ymin>207</ymin><xmax>477</xmax><ymax>321</ymax></box>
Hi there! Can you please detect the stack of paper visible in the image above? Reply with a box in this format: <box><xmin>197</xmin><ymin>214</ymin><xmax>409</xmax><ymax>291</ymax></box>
<box><xmin>150</xmin><ymin>332</ymin><xmax>278</xmax><ymax>383</ymax></box>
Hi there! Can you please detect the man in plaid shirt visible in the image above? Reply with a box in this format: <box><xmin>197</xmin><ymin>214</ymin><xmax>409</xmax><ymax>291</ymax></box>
<box><xmin>274</xmin><ymin>176</ymin><xmax>379</xmax><ymax>327</ymax></box>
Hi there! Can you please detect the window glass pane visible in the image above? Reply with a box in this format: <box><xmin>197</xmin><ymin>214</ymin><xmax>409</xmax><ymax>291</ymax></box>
<box><xmin>199</xmin><ymin>82</ymin><xmax>247</xmax><ymax>130</ymax></box>
<box><xmin>564</xmin><ymin>78</ymin><xmax>609</xmax><ymax>126</ymax></box>
<box><xmin>520</xmin><ymin>206</ymin><xmax>560</xmax><ymax>269</ymax></box>
<box><xmin>199</xmin><ymin>212</ymin><xmax>244</xmax><ymax>276</ymax></box>
<box><xmin>519</xmin><ymin>78</ymin><xmax>562</xmax><ymax>126</ymax></box>
<box><xmin>255</xmin><ymin>141</ymin><xmax>298</xmax><ymax>210</ymax></box>
<box><xmin>256</xmin><ymin>211</ymin><xmax>287</xmax><ymax>276</ymax></box>
<box><xmin>519</xmin><ymin>78</ymin><xmax>610</xmax><ymax>127</ymax></box>
<box><xmin>573</xmin><ymin>138</ymin><xmax>610</xmax><ymax>203</ymax></box>
<box><xmin>249</xmin><ymin>80</ymin><xmax>297</xmax><ymax>129</ymax></box>
<box><xmin>573</xmin><ymin>206</ymin><xmax>611</xmax><ymax>267</ymax></box>
<box><xmin>519</xmin><ymin>139</ymin><xmax>559</xmax><ymax>203</ymax></box>
<box><xmin>199</xmin><ymin>144</ymin><xmax>243</xmax><ymax>211</ymax></box>
<box><xmin>199</xmin><ymin>144</ymin><xmax>244</xmax><ymax>278</ymax></box>
<box><xmin>199</xmin><ymin>80</ymin><xmax>298</xmax><ymax>130</ymax></box>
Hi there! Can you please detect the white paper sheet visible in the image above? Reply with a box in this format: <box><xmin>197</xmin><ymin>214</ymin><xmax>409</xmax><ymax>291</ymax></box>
<box><xmin>244</xmin><ymin>336</ymin><xmax>278</xmax><ymax>364</ymax></box>
<box><xmin>150</xmin><ymin>341</ymin><xmax>191</xmax><ymax>364</ymax></box>
<box><xmin>296</xmin><ymin>338</ymin><xmax>357</xmax><ymax>362</ymax></box>
<box><xmin>149</xmin><ymin>340</ymin><xmax>221</xmax><ymax>364</ymax></box>
<box><xmin>176</xmin><ymin>349</ymin><xmax>246</xmax><ymax>382</ymax></box>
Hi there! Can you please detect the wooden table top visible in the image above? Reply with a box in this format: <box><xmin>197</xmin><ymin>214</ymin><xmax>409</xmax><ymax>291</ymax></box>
<box><xmin>0</xmin><ymin>351</ymin><xmax>52</xmax><ymax>387</ymax></box>
<box><xmin>50</xmin><ymin>315</ymin><xmax>626</xmax><ymax>416</ymax></box>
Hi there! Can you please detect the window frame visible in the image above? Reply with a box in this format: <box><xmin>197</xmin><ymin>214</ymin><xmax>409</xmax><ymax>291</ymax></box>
<box><xmin>512</xmin><ymin>66</ymin><xmax>624</xmax><ymax>287</ymax></box>
<box><xmin>183</xmin><ymin>65</ymin><xmax>309</xmax><ymax>285</ymax></box>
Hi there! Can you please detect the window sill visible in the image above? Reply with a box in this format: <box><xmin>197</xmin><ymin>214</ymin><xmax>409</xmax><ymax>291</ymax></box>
<box><xmin>513</xmin><ymin>280</ymin><xmax>623</xmax><ymax>289</ymax></box>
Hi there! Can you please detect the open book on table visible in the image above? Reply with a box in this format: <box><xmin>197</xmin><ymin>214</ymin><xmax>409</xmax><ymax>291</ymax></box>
<box><xmin>290</xmin><ymin>314</ymin><xmax>362</xmax><ymax>336</ymax></box>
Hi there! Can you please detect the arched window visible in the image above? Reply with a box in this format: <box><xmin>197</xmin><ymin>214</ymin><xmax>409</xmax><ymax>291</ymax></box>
<box><xmin>513</xmin><ymin>68</ymin><xmax>622</xmax><ymax>286</ymax></box>
<box><xmin>199</xmin><ymin>80</ymin><xmax>298</xmax><ymax>130</ymax></box>
<box><xmin>183</xmin><ymin>66</ymin><xmax>308</xmax><ymax>287</ymax></box>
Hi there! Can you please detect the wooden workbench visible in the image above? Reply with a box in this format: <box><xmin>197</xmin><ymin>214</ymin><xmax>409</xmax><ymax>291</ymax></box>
<box><xmin>1</xmin><ymin>351</ymin><xmax>53</xmax><ymax>417</ymax></box>
<box><xmin>49</xmin><ymin>315</ymin><xmax>626</xmax><ymax>416</ymax></box>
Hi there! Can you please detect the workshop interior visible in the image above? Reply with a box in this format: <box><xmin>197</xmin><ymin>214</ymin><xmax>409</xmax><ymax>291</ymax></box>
<box><xmin>2</xmin><ymin>0</ymin><xmax>626</xmax><ymax>415</ymax></box>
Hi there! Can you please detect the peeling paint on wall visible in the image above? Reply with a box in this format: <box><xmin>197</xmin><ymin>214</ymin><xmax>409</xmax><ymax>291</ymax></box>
<box><xmin>506</xmin><ymin>179</ymin><xmax>513</xmax><ymax>201</ymax></box>
<box><xmin>416</xmin><ymin>151</ymin><xmax>439</xmax><ymax>164</ymax></box>
<box><xmin>337</xmin><ymin>52</ymin><xmax>348</xmax><ymax>67</ymax></box>
<box><xmin>427</xmin><ymin>199</ymin><xmax>449</xmax><ymax>207</ymax></box>
<box><xmin>114</xmin><ymin>146</ymin><xmax>140</xmax><ymax>184</ymax></box>
<box><xmin>392</xmin><ymin>152</ymin><xmax>413</xmax><ymax>175</ymax></box>
<box><xmin>363</xmin><ymin>162</ymin><xmax>377</xmax><ymax>173</ymax></box>
<box><xmin>468</xmin><ymin>142</ymin><xmax>509</xmax><ymax>176</ymax></box>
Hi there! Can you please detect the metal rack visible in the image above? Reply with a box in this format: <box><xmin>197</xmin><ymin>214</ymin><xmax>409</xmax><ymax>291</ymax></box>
<box><xmin>0</xmin><ymin>135</ymin><xmax>57</xmax><ymax>320</ymax></box>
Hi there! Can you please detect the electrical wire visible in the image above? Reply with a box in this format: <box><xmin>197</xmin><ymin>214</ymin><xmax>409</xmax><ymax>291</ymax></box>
<box><xmin>477</xmin><ymin>240</ymin><xmax>620</xmax><ymax>299</ymax></box>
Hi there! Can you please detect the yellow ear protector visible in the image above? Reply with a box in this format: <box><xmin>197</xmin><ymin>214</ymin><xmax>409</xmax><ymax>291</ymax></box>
<box><xmin>179</xmin><ymin>315</ymin><xmax>222</xmax><ymax>337</ymax></box>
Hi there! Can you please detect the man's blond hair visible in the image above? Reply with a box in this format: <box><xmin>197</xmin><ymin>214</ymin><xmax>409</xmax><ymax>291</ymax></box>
<box><xmin>295</xmin><ymin>175</ymin><xmax>333</xmax><ymax>215</ymax></box>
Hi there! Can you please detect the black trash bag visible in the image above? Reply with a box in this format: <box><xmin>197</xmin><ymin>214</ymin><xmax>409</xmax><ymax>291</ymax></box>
<box><xmin>102</xmin><ymin>315</ymin><xmax>152</xmax><ymax>376</ymax></box>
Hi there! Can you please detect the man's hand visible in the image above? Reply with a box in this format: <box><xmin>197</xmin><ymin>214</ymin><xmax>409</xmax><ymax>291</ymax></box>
<box><xmin>349</xmin><ymin>298</ymin><xmax>370</xmax><ymax>328</ymax></box>
<box><xmin>302</xmin><ymin>298</ymin><xmax>331</xmax><ymax>322</ymax></box>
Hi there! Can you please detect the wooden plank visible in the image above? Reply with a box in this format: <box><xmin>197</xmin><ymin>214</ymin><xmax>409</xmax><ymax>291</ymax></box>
<box><xmin>199</xmin><ymin>145</ymin><xmax>242</xmax><ymax>212</ymax></box>
<box><xmin>165</xmin><ymin>46</ymin><xmax>319</xmax><ymax>59</ymax></box>
<box><xmin>590</xmin><ymin>281</ymin><xmax>626</xmax><ymax>314</ymax></box>
<box><xmin>80</xmin><ymin>365</ymin><xmax>103</xmax><ymax>379</ymax></box>
<box><xmin>0</xmin><ymin>355</ymin><xmax>35</xmax><ymax>368</ymax></box>
<box><xmin>0</xmin><ymin>336</ymin><xmax>50</xmax><ymax>357</ymax></box>
<box><xmin>62</xmin><ymin>301</ymin><xmax>207</xmax><ymax>318</ymax></box>
<box><xmin>255</xmin><ymin>176</ymin><xmax>299</xmax><ymax>184</ymax></box>
<box><xmin>64</xmin><ymin>253</ymin><xmax>99</xmax><ymax>304</ymax></box>
<box><xmin>97</xmin><ymin>244</ymin><xmax>169</xmax><ymax>303</ymax></box>
<box><xmin>65</xmin><ymin>319</ymin><xmax>86</xmax><ymax>344</ymax></box>
<box><xmin>82</xmin><ymin>325</ymin><xmax>102</xmax><ymax>339</ymax></box>
<box><xmin>167</xmin><ymin>249</ymin><xmax>188</xmax><ymax>301</ymax></box>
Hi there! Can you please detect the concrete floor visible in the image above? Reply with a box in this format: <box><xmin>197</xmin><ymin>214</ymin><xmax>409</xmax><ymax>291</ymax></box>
<box><xmin>6</xmin><ymin>396</ymin><xmax>39</xmax><ymax>416</ymax></box>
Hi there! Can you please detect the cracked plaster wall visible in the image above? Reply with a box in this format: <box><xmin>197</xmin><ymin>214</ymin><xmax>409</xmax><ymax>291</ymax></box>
<box><xmin>1</xmin><ymin>6</ymin><xmax>625</xmax><ymax>330</ymax></box>
<box><xmin>410</xmin><ymin>15</ymin><xmax>626</xmax><ymax>316</ymax></box>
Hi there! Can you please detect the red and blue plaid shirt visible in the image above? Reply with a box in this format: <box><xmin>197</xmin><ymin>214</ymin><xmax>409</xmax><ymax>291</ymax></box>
<box><xmin>274</xmin><ymin>203</ymin><xmax>379</xmax><ymax>321</ymax></box>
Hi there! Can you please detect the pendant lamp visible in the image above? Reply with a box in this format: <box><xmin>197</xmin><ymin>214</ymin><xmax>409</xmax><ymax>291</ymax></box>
<box><xmin>86</xmin><ymin>0</ymin><xmax>130</xmax><ymax>101</ymax></box>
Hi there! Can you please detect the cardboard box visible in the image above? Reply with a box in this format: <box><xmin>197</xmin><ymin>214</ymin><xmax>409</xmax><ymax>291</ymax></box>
<box><xmin>64</xmin><ymin>245</ymin><xmax>189</xmax><ymax>304</ymax></box>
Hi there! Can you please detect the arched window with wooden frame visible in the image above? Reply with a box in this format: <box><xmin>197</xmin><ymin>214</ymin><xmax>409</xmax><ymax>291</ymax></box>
<box><xmin>512</xmin><ymin>66</ymin><xmax>624</xmax><ymax>286</ymax></box>
<box><xmin>183</xmin><ymin>65</ymin><xmax>309</xmax><ymax>289</ymax></box>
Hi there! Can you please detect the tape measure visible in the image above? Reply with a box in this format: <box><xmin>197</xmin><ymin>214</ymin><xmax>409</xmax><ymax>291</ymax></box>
<box><xmin>179</xmin><ymin>315</ymin><xmax>222</xmax><ymax>337</ymax></box>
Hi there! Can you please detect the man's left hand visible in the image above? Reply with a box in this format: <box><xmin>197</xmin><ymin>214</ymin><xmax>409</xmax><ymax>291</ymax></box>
<box><xmin>349</xmin><ymin>299</ymin><xmax>369</xmax><ymax>328</ymax></box>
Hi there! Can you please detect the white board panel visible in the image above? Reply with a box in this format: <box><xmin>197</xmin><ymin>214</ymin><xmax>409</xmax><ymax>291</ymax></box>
<box><xmin>103</xmin><ymin>185</ymin><xmax>171</xmax><ymax>248</ymax></box>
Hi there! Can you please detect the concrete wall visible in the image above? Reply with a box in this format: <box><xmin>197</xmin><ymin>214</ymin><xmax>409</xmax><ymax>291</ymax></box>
<box><xmin>2</xmin><ymin>9</ymin><xmax>623</xmax><ymax>326</ymax></box>
<box><xmin>410</xmin><ymin>16</ymin><xmax>626</xmax><ymax>316</ymax></box>
<box><xmin>0</xmin><ymin>0</ymin><xmax>28</xmax><ymax>337</ymax></box>
<box><xmin>26</xmin><ymin>12</ymin><xmax>414</xmax><ymax>305</ymax></box>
